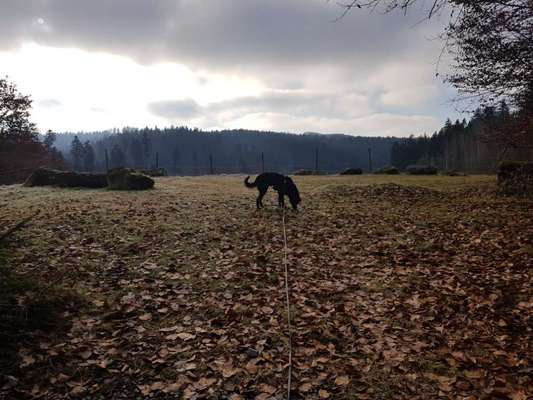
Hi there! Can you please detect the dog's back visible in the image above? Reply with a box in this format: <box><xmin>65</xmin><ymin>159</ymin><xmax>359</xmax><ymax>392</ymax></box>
<box><xmin>244</xmin><ymin>172</ymin><xmax>285</xmax><ymax>189</ymax></box>
<box><xmin>244</xmin><ymin>173</ymin><xmax>301</xmax><ymax>210</ymax></box>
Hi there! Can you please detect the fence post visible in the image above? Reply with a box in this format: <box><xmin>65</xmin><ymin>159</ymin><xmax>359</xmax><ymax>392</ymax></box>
<box><xmin>368</xmin><ymin>148</ymin><xmax>373</xmax><ymax>172</ymax></box>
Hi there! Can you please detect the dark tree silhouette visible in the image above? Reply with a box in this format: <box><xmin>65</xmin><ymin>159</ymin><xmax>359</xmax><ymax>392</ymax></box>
<box><xmin>0</xmin><ymin>78</ymin><xmax>63</xmax><ymax>184</ymax></box>
<box><xmin>172</xmin><ymin>147</ymin><xmax>180</xmax><ymax>174</ymax></box>
<box><xmin>142</xmin><ymin>130</ymin><xmax>150</xmax><ymax>168</ymax></box>
<box><xmin>337</xmin><ymin>1</ymin><xmax>533</xmax><ymax>155</ymax></box>
<box><xmin>43</xmin><ymin>130</ymin><xmax>57</xmax><ymax>150</ymax></box>
<box><xmin>130</xmin><ymin>138</ymin><xmax>144</xmax><ymax>168</ymax></box>
<box><xmin>0</xmin><ymin>77</ymin><xmax>37</xmax><ymax>143</ymax></box>
<box><xmin>82</xmin><ymin>141</ymin><xmax>95</xmax><ymax>172</ymax></box>
<box><xmin>70</xmin><ymin>135</ymin><xmax>84</xmax><ymax>171</ymax></box>
<box><xmin>390</xmin><ymin>103</ymin><xmax>532</xmax><ymax>172</ymax></box>
<box><xmin>445</xmin><ymin>1</ymin><xmax>533</xmax><ymax>108</ymax></box>
<box><xmin>339</xmin><ymin>1</ymin><xmax>533</xmax><ymax>106</ymax></box>
<box><xmin>110</xmin><ymin>143</ymin><xmax>126</xmax><ymax>168</ymax></box>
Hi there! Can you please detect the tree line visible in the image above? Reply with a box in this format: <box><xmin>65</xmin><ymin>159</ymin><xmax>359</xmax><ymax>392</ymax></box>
<box><xmin>62</xmin><ymin>98</ymin><xmax>532</xmax><ymax>176</ymax></box>
<box><xmin>60</xmin><ymin>127</ymin><xmax>398</xmax><ymax>175</ymax></box>
<box><xmin>390</xmin><ymin>101</ymin><xmax>533</xmax><ymax>172</ymax></box>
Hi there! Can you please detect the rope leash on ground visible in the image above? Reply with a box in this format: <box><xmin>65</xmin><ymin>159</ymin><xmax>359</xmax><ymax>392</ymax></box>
<box><xmin>281</xmin><ymin>207</ymin><xmax>292</xmax><ymax>400</ymax></box>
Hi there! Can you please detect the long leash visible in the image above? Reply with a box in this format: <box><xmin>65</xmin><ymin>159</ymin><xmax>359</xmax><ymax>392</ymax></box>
<box><xmin>281</xmin><ymin>207</ymin><xmax>292</xmax><ymax>399</ymax></box>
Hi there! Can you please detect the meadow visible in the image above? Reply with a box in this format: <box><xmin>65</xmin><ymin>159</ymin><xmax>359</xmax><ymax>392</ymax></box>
<box><xmin>0</xmin><ymin>174</ymin><xmax>531</xmax><ymax>399</ymax></box>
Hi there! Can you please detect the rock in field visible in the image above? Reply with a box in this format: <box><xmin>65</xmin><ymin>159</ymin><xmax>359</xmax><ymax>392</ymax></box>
<box><xmin>107</xmin><ymin>168</ymin><xmax>154</xmax><ymax>190</ymax></box>
<box><xmin>23</xmin><ymin>168</ymin><xmax>108</xmax><ymax>188</ymax></box>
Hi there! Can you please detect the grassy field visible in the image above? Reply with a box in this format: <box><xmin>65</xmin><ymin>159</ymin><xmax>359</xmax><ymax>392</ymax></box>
<box><xmin>0</xmin><ymin>174</ymin><xmax>532</xmax><ymax>399</ymax></box>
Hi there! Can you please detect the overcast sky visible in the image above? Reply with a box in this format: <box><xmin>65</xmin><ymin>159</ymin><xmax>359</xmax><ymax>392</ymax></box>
<box><xmin>0</xmin><ymin>0</ymin><xmax>461</xmax><ymax>136</ymax></box>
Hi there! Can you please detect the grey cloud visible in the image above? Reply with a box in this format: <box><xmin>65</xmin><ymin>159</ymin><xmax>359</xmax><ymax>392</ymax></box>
<box><xmin>148</xmin><ymin>91</ymin><xmax>370</xmax><ymax>122</ymax></box>
<box><xmin>0</xmin><ymin>0</ymin><xmax>444</xmax><ymax>73</ymax></box>
<box><xmin>208</xmin><ymin>91</ymin><xmax>369</xmax><ymax>119</ymax></box>
<box><xmin>0</xmin><ymin>0</ymin><xmax>455</xmax><ymax>135</ymax></box>
<box><xmin>148</xmin><ymin>98</ymin><xmax>202</xmax><ymax>119</ymax></box>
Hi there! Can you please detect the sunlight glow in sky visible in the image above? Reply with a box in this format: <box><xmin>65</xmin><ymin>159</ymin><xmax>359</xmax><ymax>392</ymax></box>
<box><xmin>0</xmin><ymin>0</ymin><xmax>461</xmax><ymax>136</ymax></box>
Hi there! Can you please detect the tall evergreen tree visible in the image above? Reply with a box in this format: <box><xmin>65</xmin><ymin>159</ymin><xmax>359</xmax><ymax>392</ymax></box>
<box><xmin>43</xmin><ymin>130</ymin><xmax>57</xmax><ymax>150</ymax></box>
<box><xmin>110</xmin><ymin>144</ymin><xmax>126</xmax><ymax>168</ymax></box>
<box><xmin>141</xmin><ymin>130</ymin><xmax>150</xmax><ymax>168</ymax></box>
<box><xmin>70</xmin><ymin>135</ymin><xmax>84</xmax><ymax>171</ymax></box>
<box><xmin>130</xmin><ymin>138</ymin><xmax>144</xmax><ymax>168</ymax></box>
<box><xmin>172</xmin><ymin>147</ymin><xmax>180</xmax><ymax>174</ymax></box>
<box><xmin>82</xmin><ymin>141</ymin><xmax>95</xmax><ymax>172</ymax></box>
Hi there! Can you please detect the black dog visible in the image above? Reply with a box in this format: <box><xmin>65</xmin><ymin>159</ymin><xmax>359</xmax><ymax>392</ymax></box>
<box><xmin>244</xmin><ymin>172</ymin><xmax>301</xmax><ymax>211</ymax></box>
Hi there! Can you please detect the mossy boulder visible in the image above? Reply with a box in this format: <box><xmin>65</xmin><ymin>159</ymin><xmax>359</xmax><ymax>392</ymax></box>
<box><xmin>107</xmin><ymin>168</ymin><xmax>154</xmax><ymax>190</ymax></box>
<box><xmin>374</xmin><ymin>166</ymin><xmax>400</xmax><ymax>175</ymax></box>
<box><xmin>340</xmin><ymin>168</ymin><xmax>363</xmax><ymax>175</ymax></box>
<box><xmin>23</xmin><ymin>169</ymin><xmax>108</xmax><ymax>188</ymax></box>
<box><xmin>406</xmin><ymin>165</ymin><xmax>438</xmax><ymax>175</ymax></box>
<box><xmin>498</xmin><ymin>161</ymin><xmax>533</xmax><ymax>196</ymax></box>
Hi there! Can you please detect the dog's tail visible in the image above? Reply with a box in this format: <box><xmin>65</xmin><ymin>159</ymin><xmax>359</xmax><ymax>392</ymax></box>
<box><xmin>244</xmin><ymin>176</ymin><xmax>257</xmax><ymax>188</ymax></box>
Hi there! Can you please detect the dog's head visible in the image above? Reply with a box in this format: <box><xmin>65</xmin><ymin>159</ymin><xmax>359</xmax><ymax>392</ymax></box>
<box><xmin>284</xmin><ymin>177</ymin><xmax>301</xmax><ymax>210</ymax></box>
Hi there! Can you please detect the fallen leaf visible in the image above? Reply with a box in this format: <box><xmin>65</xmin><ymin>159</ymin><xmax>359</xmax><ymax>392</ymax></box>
<box><xmin>221</xmin><ymin>363</ymin><xmax>239</xmax><ymax>378</ymax></box>
<box><xmin>464</xmin><ymin>370</ymin><xmax>484</xmax><ymax>379</ymax></box>
<box><xmin>195</xmin><ymin>377</ymin><xmax>217</xmax><ymax>390</ymax></box>
<box><xmin>510</xmin><ymin>390</ymin><xmax>528</xmax><ymax>400</ymax></box>
<box><xmin>21</xmin><ymin>355</ymin><xmax>36</xmax><ymax>367</ymax></box>
<box><xmin>335</xmin><ymin>375</ymin><xmax>350</xmax><ymax>385</ymax></box>
<box><xmin>246</xmin><ymin>358</ymin><xmax>260</xmax><ymax>374</ymax></box>
<box><xmin>139</xmin><ymin>313</ymin><xmax>152</xmax><ymax>321</ymax></box>
<box><xmin>261</xmin><ymin>306</ymin><xmax>274</xmax><ymax>314</ymax></box>
<box><xmin>298</xmin><ymin>383</ymin><xmax>313</xmax><ymax>392</ymax></box>
<box><xmin>258</xmin><ymin>384</ymin><xmax>276</xmax><ymax>394</ymax></box>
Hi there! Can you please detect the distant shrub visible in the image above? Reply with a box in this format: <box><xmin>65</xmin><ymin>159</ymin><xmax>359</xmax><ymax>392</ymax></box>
<box><xmin>498</xmin><ymin>161</ymin><xmax>533</xmax><ymax>196</ymax></box>
<box><xmin>374</xmin><ymin>166</ymin><xmax>400</xmax><ymax>175</ymax></box>
<box><xmin>293</xmin><ymin>170</ymin><xmax>324</xmax><ymax>176</ymax></box>
<box><xmin>406</xmin><ymin>165</ymin><xmax>438</xmax><ymax>175</ymax></box>
<box><xmin>340</xmin><ymin>168</ymin><xmax>363</xmax><ymax>175</ymax></box>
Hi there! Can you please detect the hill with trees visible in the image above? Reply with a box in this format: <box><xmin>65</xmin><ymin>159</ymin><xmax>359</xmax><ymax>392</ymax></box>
<box><xmin>56</xmin><ymin>128</ymin><xmax>398</xmax><ymax>175</ymax></box>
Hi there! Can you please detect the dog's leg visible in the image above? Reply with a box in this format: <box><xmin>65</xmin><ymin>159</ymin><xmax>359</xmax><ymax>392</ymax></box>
<box><xmin>277</xmin><ymin>191</ymin><xmax>285</xmax><ymax>208</ymax></box>
<box><xmin>257</xmin><ymin>186</ymin><xmax>267</xmax><ymax>209</ymax></box>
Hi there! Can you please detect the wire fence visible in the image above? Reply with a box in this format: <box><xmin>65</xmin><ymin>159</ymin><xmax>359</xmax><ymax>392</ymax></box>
<box><xmin>96</xmin><ymin>148</ymin><xmax>370</xmax><ymax>176</ymax></box>
<box><xmin>0</xmin><ymin>147</ymin><xmax>371</xmax><ymax>180</ymax></box>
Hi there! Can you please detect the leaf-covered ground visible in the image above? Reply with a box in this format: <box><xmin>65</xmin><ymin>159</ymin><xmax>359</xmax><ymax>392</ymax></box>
<box><xmin>0</xmin><ymin>175</ymin><xmax>532</xmax><ymax>399</ymax></box>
